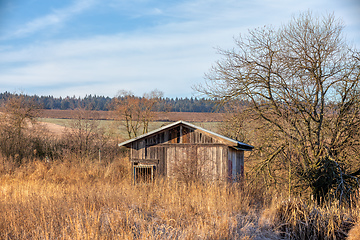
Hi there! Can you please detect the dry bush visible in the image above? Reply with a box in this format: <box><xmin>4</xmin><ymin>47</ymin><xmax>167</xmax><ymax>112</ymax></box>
<box><xmin>262</xmin><ymin>197</ymin><xmax>358</xmax><ymax>240</ymax></box>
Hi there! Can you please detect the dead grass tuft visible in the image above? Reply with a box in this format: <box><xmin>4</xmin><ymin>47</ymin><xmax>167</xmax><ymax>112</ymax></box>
<box><xmin>262</xmin><ymin>197</ymin><xmax>357</xmax><ymax>240</ymax></box>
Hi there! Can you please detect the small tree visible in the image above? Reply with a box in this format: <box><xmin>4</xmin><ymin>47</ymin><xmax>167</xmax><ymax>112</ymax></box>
<box><xmin>198</xmin><ymin>12</ymin><xmax>360</xmax><ymax>204</ymax></box>
<box><xmin>141</xmin><ymin>90</ymin><xmax>163</xmax><ymax>134</ymax></box>
<box><xmin>113</xmin><ymin>90</ymin><xmax>163</xmax><ymax>139</ymax></box>
<box><xmin>64</xmin><ymin>108</ymin><xmax>108</xmax><ymax>162</ymax></box>
<box><xmin>0</xmin><ymin>94</ymin><xmax>41</xmax><ymax>163</ymax></box>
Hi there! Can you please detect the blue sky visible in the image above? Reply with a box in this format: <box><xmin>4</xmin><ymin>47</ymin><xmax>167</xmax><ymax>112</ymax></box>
<box><xmin>0</xmin><ymin>0</ymin><xmax>359</xmax><ymax>98</ymax></box>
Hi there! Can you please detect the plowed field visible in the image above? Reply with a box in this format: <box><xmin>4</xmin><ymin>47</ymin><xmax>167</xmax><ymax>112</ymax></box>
<box><xmin>39</xmin><ymin>110</ymin><xmax>225</xmax><ymax>122</ymax></box>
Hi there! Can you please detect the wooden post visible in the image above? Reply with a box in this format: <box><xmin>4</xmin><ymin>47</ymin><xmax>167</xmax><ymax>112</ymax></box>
<box><xmin>180</xmin><ymin>125</ymin><xmax>183</xmax><ymax>143</ymax></box>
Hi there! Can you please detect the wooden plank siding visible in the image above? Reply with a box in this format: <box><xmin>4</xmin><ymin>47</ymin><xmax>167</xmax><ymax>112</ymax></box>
<box><xmin>123</xmin><ymin>122</ymin><xmax>250</xmax><ymax>182</ymax></box>
<box><xmin>228</xmin><ymin>148</ymin><xmax>244</xmax><ymax>181</ymax></box>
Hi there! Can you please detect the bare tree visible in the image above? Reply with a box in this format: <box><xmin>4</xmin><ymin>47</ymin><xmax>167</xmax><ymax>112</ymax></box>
<box><xmin>113</xmin><ymin>90</ymin><xmax>163</xmax><ymax>139</ymax></box>
<box><xmin>64</xmin><ymin>108</ymin><xmax>107</xmax><ymax>162</ymax></box>
<box><xmin>219</xmin><ymin>102</ymin><xmax>249</xmax><ymax>143</ymax></box>
<box><xmin>141</xmin><ymin>89</ymin><xmax>163</xmax><ymax>134</ymax></box>
<box><xmin>113</xmin><ymin>90</ymin><xmax>141</xmax><ymax>139</ymax></box>
<box><xmin>197</xmin><ymin>12</ymin><xmax>360</xmax><ymax>204</ymax></box>
<box><xmin>0</xmin><ymin>94</ymin><xmax>41</xmax><ymax>163</ymax></box>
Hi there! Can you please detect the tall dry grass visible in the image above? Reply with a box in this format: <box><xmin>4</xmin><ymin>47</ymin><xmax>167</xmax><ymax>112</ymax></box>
<box><xmin>0</xmin><ymin>158</ymin><xmax>359</xmax><ymax>239</ymax></box>
<box><xmin>262</xmin><ymin>197</ymin><xmax>358</xmax><ymax>240</ymax></box>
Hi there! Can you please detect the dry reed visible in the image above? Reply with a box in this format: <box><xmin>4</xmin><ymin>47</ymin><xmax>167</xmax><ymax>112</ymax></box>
<box><xmin>0</xmin><ymin>158</ymin><xmax>359</xmax><ymax>239</ymax></box>
<box><xmin>262</xmin><ymin>197</ymin><xmax>359</xmax><ymax>240</ymax></box>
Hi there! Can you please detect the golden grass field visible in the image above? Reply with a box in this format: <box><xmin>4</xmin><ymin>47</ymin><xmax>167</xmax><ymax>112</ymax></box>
<box><xmin>0</xmin><ymin>159</ymin><xmax>360</xmax><ymax>240</ymax></box>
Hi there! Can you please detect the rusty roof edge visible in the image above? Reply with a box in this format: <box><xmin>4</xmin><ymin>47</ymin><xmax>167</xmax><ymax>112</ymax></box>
<box><xmin>118</xmin><ymin>120</ymin><xmax>254</xmax><ymax>150</ymax></box>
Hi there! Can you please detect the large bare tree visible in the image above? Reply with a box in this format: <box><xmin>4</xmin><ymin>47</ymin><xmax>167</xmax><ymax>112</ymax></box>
<box><xmin>198</xmin><ymin>12</ymin><xmax>360</xmax><ymax>204</ymax></box>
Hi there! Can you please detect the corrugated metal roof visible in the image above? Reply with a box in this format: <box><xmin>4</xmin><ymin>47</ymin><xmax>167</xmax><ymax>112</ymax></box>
<box><xmin>118</xmin><ymin>120</ymin><xmax>254</xmax><ymax>150</ymax></box>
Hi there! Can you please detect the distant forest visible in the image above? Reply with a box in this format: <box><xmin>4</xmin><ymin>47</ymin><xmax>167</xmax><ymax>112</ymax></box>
<box><xmin>0</xmin><ymin>92</ymin><xmax>221</xmax><ymax>112</ymax></box>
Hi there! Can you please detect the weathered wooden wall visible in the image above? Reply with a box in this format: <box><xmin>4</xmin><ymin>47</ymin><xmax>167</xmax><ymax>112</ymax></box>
<box><xmin>129</xmin><ymin>124</ymin><xmax>244</xmax><ymax>180</ymax></box>
<box><xmin>164</xmin><ymin>144</ymin><xmax>228</xmax><ymax>180</ymax></box>
<box><xmin>228</xmin><ymin>148</ymin><xmax>244</xmax><ymax>181</ymax></box>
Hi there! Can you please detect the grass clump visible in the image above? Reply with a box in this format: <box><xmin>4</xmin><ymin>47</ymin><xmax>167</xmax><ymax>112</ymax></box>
<box><xmin>262</xmin><ymin>197</ymin><xmax>357</xmax><ymax>240</ymax></box>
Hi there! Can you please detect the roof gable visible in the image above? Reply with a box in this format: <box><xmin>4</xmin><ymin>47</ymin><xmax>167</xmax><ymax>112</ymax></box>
<box><xmin>118</xmin><ymin>120</ymin><xmax>254</xmax><ymax>150</ymax></box>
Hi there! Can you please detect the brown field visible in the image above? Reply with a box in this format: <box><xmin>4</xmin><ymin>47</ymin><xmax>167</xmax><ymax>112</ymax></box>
<box><xmin>39</xmin><ymin>109</ymin><xmax>225</xmax><ymax>122</ymax></box>
<box><xmin>37</xmin><ymin>121</ymin><xmax>68</xmax><ymax>137</ymax></box>
<box><xmin>37</xmin><ymin>110</ymin><xmax>224</xmax><ymax>139</ymax></box>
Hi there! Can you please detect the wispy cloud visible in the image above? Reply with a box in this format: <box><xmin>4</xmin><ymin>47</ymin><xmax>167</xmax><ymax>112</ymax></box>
<box><xmin>0</xmin><ymin>0</ymin><xmax>358</xmax><ymax>98</ymax></box>
<box><xmin>0</xmin><ymin>20</ymin><xmax>236</xmax><ymax>97</ymax></box>
<box><xmin>2</xmin><ymin>0</ymin><xmax>97</xmax><ymax>40</ymax></box>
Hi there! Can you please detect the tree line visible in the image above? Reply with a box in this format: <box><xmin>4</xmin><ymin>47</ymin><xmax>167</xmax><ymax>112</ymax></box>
<box><xmin>0</xmin><ymin>92</ymin><xmax>219</xmax><ymax>112</ymax></box>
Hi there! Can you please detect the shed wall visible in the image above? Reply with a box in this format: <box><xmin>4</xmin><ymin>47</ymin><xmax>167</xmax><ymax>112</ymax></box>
<box><xmin>128</xmin><ymin>124</ymin><xmax>243</xmax><ymax>180</ymax></box>
<box><xmin>164</xmin><ymin>144</ymin><xmax>228</xmax><ymax>180</ymax></box>
<box><xmin>228</xmin><ymin>148</ymin><xmax>244</xmax><ymax>181</ymax></box>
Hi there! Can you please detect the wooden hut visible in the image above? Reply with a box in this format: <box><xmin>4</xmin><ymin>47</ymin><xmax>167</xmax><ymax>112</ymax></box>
<box><xmin>118</xmin><ymin>120</ymin><xmax>253</xmax><ymax>183</ymax></box>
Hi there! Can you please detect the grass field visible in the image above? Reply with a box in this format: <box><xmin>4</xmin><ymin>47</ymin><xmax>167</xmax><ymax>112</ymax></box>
<box><xmin>38</xmin><ymin>109</ymin><xmax>226</xmax><ymax>122</ymax></box>
<box><xmin>1</xmin><ymin>159</ymin><xmax>359</xmax><ymax>239</ymax></box>
<box><xmin>38</xmin><ymin>118</ymin><xmax>221</xmax><ymax>140</ymax></box>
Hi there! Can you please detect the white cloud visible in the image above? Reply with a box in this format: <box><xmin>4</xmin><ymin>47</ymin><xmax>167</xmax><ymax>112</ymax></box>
<box><xmin>0</xmin><ymin>29</ymin><xmax>231</xmax><ymax>98</ymax></box>
<box><xmin>0</xmin><ymin>0</ymin><xmax>359</xmax><ymax>98</ymax></box>
<box><xmin>2</xmin><ymin>0</ymin><xmax>97</xmax><ymax>40</ymax></box>
<box><xmin>0</xmin><ymin>26</ymin><xmax>224</xmax><ymax>97</ymax></box>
